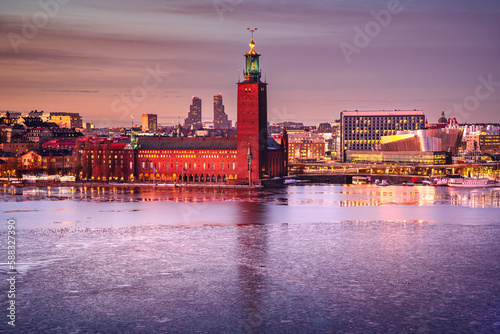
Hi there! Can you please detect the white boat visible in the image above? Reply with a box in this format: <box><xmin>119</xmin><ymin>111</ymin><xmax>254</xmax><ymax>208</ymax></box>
<box><xmin>448</xmin><ymin>177</ymin><xmax>498</xmax><ymax>188</ymax></box>
<box><xmin>431</xmin><ymin>178</ymin><xmax>448</xmax><ymax>186</ymax></box>
<box><xmin>378</xmin><ymin>180</ymin><xmax>389</xmax><ymax>186</ymax></box>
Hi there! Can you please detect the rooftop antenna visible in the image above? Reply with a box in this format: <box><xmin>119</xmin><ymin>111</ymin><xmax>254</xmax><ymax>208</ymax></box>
<box><xmin>247</xmin><ymin>27</ymin><xmax>258</xmax><ymax>39</ymax></box>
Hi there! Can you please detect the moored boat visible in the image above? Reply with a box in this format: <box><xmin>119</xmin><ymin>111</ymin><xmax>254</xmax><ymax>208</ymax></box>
<box><xmin>377</xmin><ymin>180</ymin><xmax>389</xmax><ymax>186</ymax></box>
<box><xmin>448</xmin><ymin>177</ymin><xmax>498</xmax><ymax>188</ymax></box>
<box><xmin>431</xmin><ymin>178</ymin><xmax>448</xmax><ymax>186</ymax></box>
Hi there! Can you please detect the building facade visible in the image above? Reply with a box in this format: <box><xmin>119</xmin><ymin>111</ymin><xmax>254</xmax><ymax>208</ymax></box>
<box><xmin>287</xmin><ymin>132</ymin><xmax>325</xmax><ymax>162</ymax></box>
<box><xmin>478</xmin><ymin>131</ymin><xmax>500</xmax><ymax>153</ymax></box>
<box><xmin>346</xmin><ymin>151</ymin><xmax>450</xmax><ymax>165</ymax></box>
<box><xmin>184</xmin><ymin>97</ymin><xmax>203</xmax><ymax>130</ymax></box>
<box><xmin>213</xmin><ymin>94</ymin><xmax>231</xmax><ymax>129</ymax></box>
<box><xmin>341</xmin><ymin>110</ymin><xmax>425</xmax><ymax>161</ymax></box>
<box><xmin>49</xmin><ymin>112</ymin><xmax>83</xmax><ymax>129</ymax></box>
<box><xmin>21</xmin><ymin>149</ymin><xmax>73</xmax><ymax>174</ymax></box>
<box><xmin>142</xmin><ymin>114</ymin><xmax>158</xmax><ymax>133</ymax></box>
<box><xmin>74</xmin><ymin>35</ymin><xmax>287</xmax><ymax>184</ymax></box>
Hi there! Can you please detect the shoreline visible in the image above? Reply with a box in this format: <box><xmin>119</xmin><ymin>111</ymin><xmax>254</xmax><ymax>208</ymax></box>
<box><xmin>1</xmin><ymin>181</ymin><xmax>266</xmax><ymax>190</ymax></box>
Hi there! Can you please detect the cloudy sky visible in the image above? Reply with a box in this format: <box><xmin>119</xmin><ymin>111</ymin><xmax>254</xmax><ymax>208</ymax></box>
<box><xmin>1</xmin><ymin>0</ymin><xmax>499</xmax><ymax>126</ymax></box>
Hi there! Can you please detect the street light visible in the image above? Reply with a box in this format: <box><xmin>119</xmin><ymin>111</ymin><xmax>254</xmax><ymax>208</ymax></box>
<box><xmin>247</xmin><ymin>142</ymin><xmax>253</xmax><ymax>186</ymax></box>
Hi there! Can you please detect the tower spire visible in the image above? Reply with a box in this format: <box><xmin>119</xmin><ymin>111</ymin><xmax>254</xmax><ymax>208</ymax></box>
<box><xmin>247</xmin><ymin>27</ymin><xmax>258</xmax><ymax>54</ymax></box>
<box><xmin>243</xmin><ymin>28</ymin><xmax>261</xmax><ymax>82</ymax></box>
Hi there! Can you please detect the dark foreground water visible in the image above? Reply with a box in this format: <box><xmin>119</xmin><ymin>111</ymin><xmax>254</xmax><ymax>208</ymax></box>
<box><xmin>1</xmin><ymin>184</ymin><xmax>499</xmax><ymax>333</ymax></box>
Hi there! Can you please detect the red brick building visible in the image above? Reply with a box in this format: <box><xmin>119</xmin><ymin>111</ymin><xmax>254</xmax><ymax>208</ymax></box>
<box><xmin>74</xmin><ymin>35</ymin><xmax>287</xmax><ymax>184</ymax></box>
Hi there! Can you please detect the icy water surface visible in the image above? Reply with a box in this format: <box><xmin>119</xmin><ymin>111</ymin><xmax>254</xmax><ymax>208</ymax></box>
<box><xmin>1</xmin><ymin>184</ymin><xmax>499</xmax><ymax>333</ymax></box>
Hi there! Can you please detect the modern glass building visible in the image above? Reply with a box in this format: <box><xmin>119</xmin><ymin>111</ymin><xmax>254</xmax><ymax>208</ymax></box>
<box><xmin>341</xmin><ymin>110</ymin><xmax>425</xmax><ymax>161</ymax></box>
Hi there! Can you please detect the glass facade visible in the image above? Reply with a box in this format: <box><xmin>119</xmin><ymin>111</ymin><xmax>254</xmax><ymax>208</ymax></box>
<box><xmin>346</xmin><ymin>151</ymin><xmax>449</xmax><ymax>165</ymax></box>
<box><xmin>341</xmin><ymin>110</ymin><xmax>425</xmax><ymax>161</ymax></box>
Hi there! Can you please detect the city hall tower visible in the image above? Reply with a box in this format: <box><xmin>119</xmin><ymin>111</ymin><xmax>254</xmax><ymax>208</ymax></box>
<box><xmin>236</xmin><ymin>29</ymin><xmax>268</xmax><ymax>183</ymax></box>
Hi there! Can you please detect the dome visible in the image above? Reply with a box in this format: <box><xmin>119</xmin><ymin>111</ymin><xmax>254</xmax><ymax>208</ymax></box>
<box><xmin>438</xmin><ymin>111</ymin><xmax>447</xmax><ymax>124</ymax></box>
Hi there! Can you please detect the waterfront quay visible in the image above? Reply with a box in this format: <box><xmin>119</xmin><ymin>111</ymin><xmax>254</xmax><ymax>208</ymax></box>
<box><xmin>3</xmin><ymin>161</ymin><xmax>499</xmax><ymax>190</ymax></box>
<box><xmin>290</xmin><ymin>161</ymin><xmax>500</xmax><ymax>181</ymax></box>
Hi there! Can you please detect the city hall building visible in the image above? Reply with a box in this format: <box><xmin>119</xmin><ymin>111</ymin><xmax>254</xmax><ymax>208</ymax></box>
<box><xmin>75</xmin><ymin>36</ymin><xmax>287</xmax><ymax>184</ymax></box>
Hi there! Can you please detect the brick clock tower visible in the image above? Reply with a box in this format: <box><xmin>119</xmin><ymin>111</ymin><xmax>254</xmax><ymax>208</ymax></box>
<box><xmin>236</xmin><ymin>29</ymin><xmax>268</xmax><ymax>184</ymax></box>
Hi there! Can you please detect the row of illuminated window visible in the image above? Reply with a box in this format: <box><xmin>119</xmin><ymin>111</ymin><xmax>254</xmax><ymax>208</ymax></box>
<box><xmin>348</xmin><ymin>130</ymin><xmax>398</xmax><ymax>135</ymax></box>
<box><xmin>344</xmin><ymin>116</ymin><xmax>424</xmax><ymax>122</ymax></box>
<box><xmin>346</xmin><ymin>119</ymin><xmax>415</xmax><ymax>124</ymax></box>
<box><xmin>140</xmin><ymin>161</ymin><xmax>236</xmax><ymax>171</ymax></box>
<box><xmin>346</xmin><ymin>125</ymin><xmax>414</xmax><ymax>130</ymax></box>
<box><xmin>346</xmin><ymin>140</ymin><xmax>380</xmax><ymax>144</ymax></box>
<box><xmin>138</xmin><ymin>154</ymin><xmax>236</xmax><ymax>159</ymax></box>
<box><xmin>139</xmin><ymin>150</ymin><xmax>235</xmax><ymax>154</ymax></box>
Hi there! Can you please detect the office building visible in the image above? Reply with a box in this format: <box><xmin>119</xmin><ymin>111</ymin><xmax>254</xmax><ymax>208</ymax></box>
<box><xmin>142</xmin><ymin>114</ymin><xmax>158</xmax><ymax>133</ymax></box>
<box><xmin>341</xmin><ymin>110</ymin><xmax>425</xmax><ymax>161</ymax></box>
<box><xmin>184</xmin><ymin>97</ymin><xmax>203</xmax><ymax>130</ymax></box>
<box><xmin>213</xmin><ymin>94</ymin><xmax>231</xmax><ymax>129</ymax></box>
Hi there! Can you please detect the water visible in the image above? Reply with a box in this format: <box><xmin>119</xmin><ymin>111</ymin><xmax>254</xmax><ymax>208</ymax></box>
<box><xmin>1</xmin><ymin>184</ymin><xmax>499</xmax><ymax>333</ymax></box>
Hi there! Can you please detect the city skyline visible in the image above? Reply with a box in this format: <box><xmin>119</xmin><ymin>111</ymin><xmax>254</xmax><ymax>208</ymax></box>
<box><xmin>1</xmin><ymin>0</ymin><xmax>500</xmax><ymax>126</ymax></box>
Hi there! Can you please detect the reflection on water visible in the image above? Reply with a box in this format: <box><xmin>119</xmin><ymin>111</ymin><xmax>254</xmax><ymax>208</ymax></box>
<box><xmin>0</xmin><ymin>185</ymin><xmax>499</xmax><ymax>332</ymax></box>
<box><xmin>237</xmin><ymin>202</ymin><xmax>268</xmax><ymax>332</ymax></box>
<box><xmin>2</xmin><ymin>184</ymin><xmax>500</xmax><ymax>209</ymax></box>
<box><xmin>1</xmin><ymin>185</ymin><xmax>500</xmax><ymax>232</ymax></box>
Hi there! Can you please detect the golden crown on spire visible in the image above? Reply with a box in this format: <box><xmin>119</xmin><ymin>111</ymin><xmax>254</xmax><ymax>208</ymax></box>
<box><xmin>247</xmin><ymin>27</ymin><xmax>258</xmax><ymax>54</ymax></box>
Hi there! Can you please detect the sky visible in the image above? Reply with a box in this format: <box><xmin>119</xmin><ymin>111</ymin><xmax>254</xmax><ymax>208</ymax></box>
<box><xmin>1</xmin><ymin>0</ymin><xmax>499</xmax><ymax>127</ymax></box>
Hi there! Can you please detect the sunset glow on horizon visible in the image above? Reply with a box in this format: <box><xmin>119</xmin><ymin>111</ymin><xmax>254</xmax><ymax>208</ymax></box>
<box><xmin>1</xmin><ymin>0</ymin><xmax>499</xmax><ymax>126</ymax></box>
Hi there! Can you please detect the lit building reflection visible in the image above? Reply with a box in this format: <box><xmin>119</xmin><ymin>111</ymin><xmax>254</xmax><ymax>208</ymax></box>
<box><xmin>235</xmin><ymin>197</ymin><xmax>269</xmax><ymax>333</ymax></box>
<box><xmin>4</xmin><ymin>184</ymin><xmax>500</xmax><ymax>209</ymax></box>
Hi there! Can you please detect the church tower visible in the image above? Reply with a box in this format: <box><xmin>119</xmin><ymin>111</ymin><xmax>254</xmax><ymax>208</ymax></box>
<box><xmin>236</xmin><ymin>29</ymin><xmax>268</xmax><ymax>183</ymax></box>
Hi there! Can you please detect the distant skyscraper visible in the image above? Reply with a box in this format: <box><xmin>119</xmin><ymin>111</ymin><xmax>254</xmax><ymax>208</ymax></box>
<box><xmin>213</xmin><ymin>94</ymin><xmax>231</xmax><ymax>129</ymax></box>
<box><xmin>142</xmin><ymin>114</ymin><xmax>157</xmax><ymax>132</ymax></box>
<box><xmin>184</xmin><ymin>97</ymin><xmax>203</xmax><ymax>130</ymax></box>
